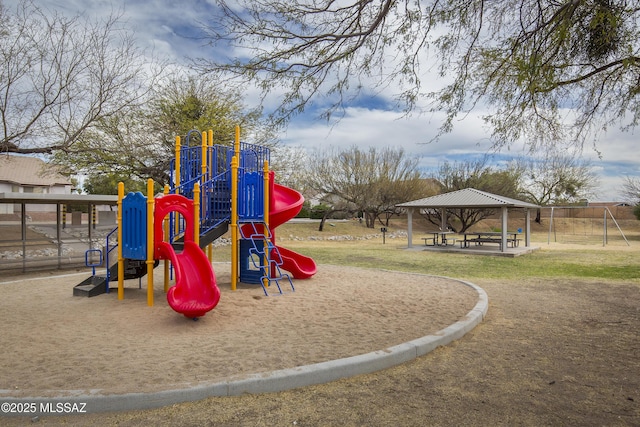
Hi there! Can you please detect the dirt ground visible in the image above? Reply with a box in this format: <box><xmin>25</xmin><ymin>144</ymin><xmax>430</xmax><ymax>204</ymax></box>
<box><xmin>2</xmin><ymin>216</ymin><xmax>639</xmax><ymax>426</ymax></box>
<box><xmin>3</xmin><ymin>274</ymin><xmax>638</xmax><ymax>426</ymax></box>
<box><xmin>0</xmin><ymin>265</ymin><xmax>478</xmax><ymax>397</ymax></box>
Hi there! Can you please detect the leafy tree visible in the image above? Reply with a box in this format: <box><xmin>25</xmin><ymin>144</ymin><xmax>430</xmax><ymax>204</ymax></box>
<box><xmin>309</xmin><ymin>203</ymin><xmax>332</xmax><ymax>220</ymax></box>
<box><xmin>421</xmin><ymin>159</ymin><xmax>522</xmax><ymax>232</ymax></box>
<box><xmin>83</xmin><ymin>173</ymin><xmax>146</xmax><ymax>195</ymax></box>
<box><xmin>621</xmin><ymin>176</ymin><xmax>640</xmax><ymax>205</ymax></box>
<box><xmin>437</xmin><ymin>159</ymin><xmax>522</xmax><ymax>199</ymax></box>
<box><xmin>304</xmin><ymin>145</ymin><xmax>431</xmax><ymax>229</ymax></box>
<box><xmin>201</xmin><ymin>0</ymin><xmax>640</xmax><ymax>151</ymax></box>
<box><xmin>0</xmin><ymin>0</ymin><xmax>158</xmax><ymax>155</ymax></box>
<box><xmin>623</xmin><ymin>176</ymin><xmax>640</xmax><ymax>220</ymax></box>
<box><xmin>147</xmin><ymin>72</ymin><xmax>272</xmax><ymax>150</ymax></box>
<box><xmin>269</xmin><ymin>145</ymin><xmax>310</xmax><ymax>192</ymax></box>
<box><xmin>53</xmin><ymin>72</ymin><xmax>272</xmax><ymax>187</ymax></box>
<box><xmin>515</xmin><ymin>152</ymin><xmax>599</xmax><ymax>222</ymax></box>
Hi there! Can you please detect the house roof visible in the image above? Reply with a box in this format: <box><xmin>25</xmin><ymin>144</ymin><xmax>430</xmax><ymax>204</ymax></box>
<box><xmin>0</xmin><ymin>155</ymin><xmax>72</xmax><ymax>186</ymax></box>
<box><xmin>396</xmin><ymin>188</ymin><xmax>539</xmax><ymax>209</ymax></box>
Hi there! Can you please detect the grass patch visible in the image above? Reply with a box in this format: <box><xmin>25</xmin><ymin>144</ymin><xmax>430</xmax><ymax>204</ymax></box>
<box><xmin>282</xmin><ymin>240</ymin><xmax>640</xmax><ymax>281</ymax></box>
<box><xmin>209</xmin><ymin>219</ymin><xmax>640</xmax><ymax>282</ymax></box>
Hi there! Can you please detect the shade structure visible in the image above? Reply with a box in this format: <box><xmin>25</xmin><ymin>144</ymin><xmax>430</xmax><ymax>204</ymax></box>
<box><xmin>396</xmin><ymin>188</ymin><xmax>539</xmax><ymax>252</ymax></box>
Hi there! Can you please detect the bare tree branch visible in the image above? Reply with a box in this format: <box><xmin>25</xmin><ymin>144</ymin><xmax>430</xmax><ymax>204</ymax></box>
<box><xmin>0</xmin><ymin>0</ymin><xmax>161</xmax><ymax>155</ymax></box>
<box><xmin>198</xmin><ymin>0</ymin><xmax>640</xmax><ymax>151</ymax></box>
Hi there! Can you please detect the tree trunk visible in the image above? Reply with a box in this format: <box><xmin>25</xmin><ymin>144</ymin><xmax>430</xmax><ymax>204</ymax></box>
<box><xmin>365</xmin><ymin>212</ymin><xmax>375</xmax><ymax>228</ymax></box>
<box><xmin>318</xmin><ymin>215</ymin><xmax>327</xmax><ymax>231</ymax></box>
<box><xmin>318</xmin><ymin>209</ymin><xmax>336</xmax><ymax>231</ymax></box>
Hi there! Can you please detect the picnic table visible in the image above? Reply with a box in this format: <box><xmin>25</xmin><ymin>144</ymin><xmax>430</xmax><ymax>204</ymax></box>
<box><xmin>461</xmin><ymin>231</ymin><xmax>520</xmax><ymax>248</ymax></box>
<box><xmin>422</xmin><ymin>231</ymin><xmax>456</xmax><ymax>246</ymax></box>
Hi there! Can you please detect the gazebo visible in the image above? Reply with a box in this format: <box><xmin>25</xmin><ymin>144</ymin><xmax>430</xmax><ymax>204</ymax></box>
<box><xmin>396</xmin><ymin>188</ymin><xmax>539</xmax><ymax>252</ymax></box>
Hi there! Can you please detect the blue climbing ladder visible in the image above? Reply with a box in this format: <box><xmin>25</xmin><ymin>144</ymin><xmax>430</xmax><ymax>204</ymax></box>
<box><xmin>239</xmin><ymin>221</ymin><xmax>294</xmax><ymax>296</ymax></box>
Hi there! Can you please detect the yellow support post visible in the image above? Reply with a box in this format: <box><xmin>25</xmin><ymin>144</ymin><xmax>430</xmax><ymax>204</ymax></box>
<box><xmin>199</xmin><ymin>132</ymin><xmax>207</xmax><ymax>249</ymax></box>
<box><xmin>207</xmin><ymin>129</ymin><xmax>215</xmax><ymax>261</ymax></box>
<box><xmin>201</xmin><ymin>130</ymin><xmax>207</xmax><ymax>185</ymax></box>
<box><xmin>174</xmin><ymin>135</ymin><xmax>181</xmax><ymax>239</ymax></box>
<box><xmin>230</xmin><ymin>154</ymin><xmax>239</xmax><ymax>291</ymax></box>
<box><xmin>263</xmin><ymin>160</ymin><xmax>270</xmax><ymax>287</ymax></box>
<box><xmin>194</xmin><ymin>182</ymin><xmax>201</xmax><ymax>247</ymax></box>
<box><xmin>208</xmin><ymin>128</ymin><xmax>214</xmax><ymax>182</ymax></box>
<box><xmin>163</xmin><ymin>184</ymin><xmax>170</xmax><ymax>293</ymax></box>
<box><xmin>230</xmin><ymin>124</ymin><xmax>240</xmax><ymax>290</ymax></box>
<box><xmin>146</xmin><ymin>179</ymin><xmax>155</xmax><ymax>307</ymax></box>
<box><xmin>117</xmin><ymin>182</ymin><xmax>124</xmax><ymax>300</ymax></box>
<box><xmin>174</xmin><ymin>135</ymin><xmax>181</xmax><ymax>194</ymax></box>
<box><xmin>234</xmin><ymin>125</ymin><xmax>240</xmax><ymax>157</ymax></box>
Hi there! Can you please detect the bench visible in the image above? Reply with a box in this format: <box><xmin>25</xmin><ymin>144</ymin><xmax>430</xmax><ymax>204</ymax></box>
<box><xmin>463</xmin><ymin>237</ymin><xmax>521</xmax><ymax>248</ymax></box>
<box><xmin>459</xmin><ymin>237</ymin><xmax>501</xmax><ymax>248</ymax></box>
<box><xmin>476</xmin><ymin>238</ymin><xmax>501</xmax><ymax>244</ymax></box>
<box><xmin>444</xmin><ymin>237</ymin><xmax>457</xmax><ymax>246</ymax></box>
<box><xmin>422</xmin><ymin>237</ymin><xmax>435</xmax><ymax>246</ymax></box>
<box><xmin>423</xmin><ymin>236</ymin><xmax>457</xmax><ymax>246</ymax></box>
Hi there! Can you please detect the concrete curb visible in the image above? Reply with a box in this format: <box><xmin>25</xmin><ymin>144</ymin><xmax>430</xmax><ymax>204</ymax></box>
<box><xmin>2</xmin><ymin>276</ymin><xmax>488</xmax><ymax>415</ymax></box>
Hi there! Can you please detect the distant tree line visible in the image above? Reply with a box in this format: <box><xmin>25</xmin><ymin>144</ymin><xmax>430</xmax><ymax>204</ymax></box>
<box><xmin>299</xmin><ymin>146</ymin><xmax>600</xmax><ymax>231</ymax></box>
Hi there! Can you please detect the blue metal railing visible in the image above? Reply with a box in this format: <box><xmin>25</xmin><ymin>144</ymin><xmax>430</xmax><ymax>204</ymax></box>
<box><xmin>239</xmin><ymin>142</ymin><xmax>270</xmax><ymax>173</ymax></box>
<box><xmin>164</xmin><ymin>137</ymin><xmax>271</xmax><ymax>244</ymax></box>
<box><xmin>201</xmin><ymin>170</ymin><xmax>231</xmax><ymax>233</ymax></box>
<box><xmin>105</xmin><ymin>226</ymin><xmax>118</xmax><ymax>292</ymax></box>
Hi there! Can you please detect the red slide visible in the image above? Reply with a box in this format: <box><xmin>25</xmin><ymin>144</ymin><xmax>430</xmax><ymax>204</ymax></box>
<box><xmin>269</xmin><ymin>179</ymin><xmax>317</xmax><ymax>279</ymax></box>
<box><xmin>154</xmin><ymin>195</ymin><xmax>220</xmax><ymax>318</ymax></box>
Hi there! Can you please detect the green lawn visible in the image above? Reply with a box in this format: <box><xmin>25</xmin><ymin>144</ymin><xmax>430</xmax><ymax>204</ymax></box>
<box><xmin>209</xmin><ymin>218</ymin><xmax>639</xmax><ymax>282</ymax></box>
<box><xmin>281</xmin><ymin>240</ymin><xmax>639</xmax><ymax>281</ymax></box>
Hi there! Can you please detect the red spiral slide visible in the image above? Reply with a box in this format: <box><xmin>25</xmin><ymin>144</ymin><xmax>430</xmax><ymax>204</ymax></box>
<box><xmin>154</xmin><ymin>194</ymin><xmax>220</xmax><ymax>318</ymax></box>
<box><xmin>269</xmin><ymin>177</ymin><xmax>317</xmax><ymax>279</ymax></box>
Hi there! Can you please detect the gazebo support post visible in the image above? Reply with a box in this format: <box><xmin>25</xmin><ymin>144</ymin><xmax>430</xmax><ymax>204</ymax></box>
<box><xmin>406</xmin><ymin>208</ymin><xmax>413</xmax><ymax>248</ymax></box>
<box><xmin>501</xmin><ymin>207</ymin><xmax>508</xmax><ymax>252</ymax></box>
<box><xmin>525</xmin><ymin>209</ymin><xmax>531</xmax><ymax>247</ymax></box>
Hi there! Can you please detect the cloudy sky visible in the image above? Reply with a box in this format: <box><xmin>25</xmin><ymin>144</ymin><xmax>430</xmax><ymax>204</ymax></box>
<box><xmin>8</xmin><ymin>0</ymin><xmax>639</xmax><ymax>201</ymax></box>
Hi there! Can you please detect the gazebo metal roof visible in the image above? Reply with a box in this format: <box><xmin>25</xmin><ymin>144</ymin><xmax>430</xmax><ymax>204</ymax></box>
<box><xmin>397</xmin><ymin>188</ymin><xmax>539</xmax><ymax>209</ymax></box>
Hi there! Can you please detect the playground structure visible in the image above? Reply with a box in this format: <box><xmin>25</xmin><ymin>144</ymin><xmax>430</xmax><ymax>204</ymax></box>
<box><xmin>73</xmin><ymin>126</ymin><xmax>317</xmax><ymax>318</ymax></box>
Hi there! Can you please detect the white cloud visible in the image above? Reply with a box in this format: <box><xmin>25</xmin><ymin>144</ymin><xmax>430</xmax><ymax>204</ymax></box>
<box><xmin>5</xmin><ymin>0</ymin><xmax>638</xmax><ymax>202</ymax></box>
<box><xmin>282</xmin><ymin>105</ymin><xmax>639</xmax><ymax>201</ymax></box>
<box><xmin>282</xmin><ymin>107</ymin><xmax>494</xmax><ymax>164</ymax></box>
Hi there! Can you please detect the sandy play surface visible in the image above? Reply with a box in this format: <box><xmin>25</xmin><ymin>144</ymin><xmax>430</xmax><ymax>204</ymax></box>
<box><xmin>0</xmin><ymin>264</ymin><xmax>478</xmax><ymax>398</ymax></box>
